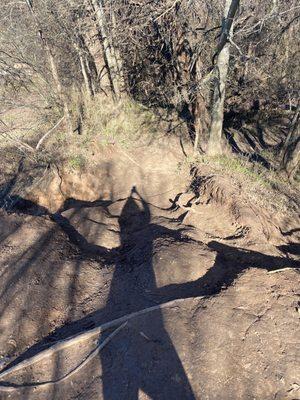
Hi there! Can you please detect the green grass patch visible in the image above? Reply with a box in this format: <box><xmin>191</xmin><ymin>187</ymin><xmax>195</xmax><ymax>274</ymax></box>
<box><xmin>194</xmin><ymin>154</ymin><xmax>281</xmax><ymax>186</ymax></box>
<box><xmin>68</xmin><ymin>154</ymin><xmax>85</xmax><ymax>170</ymax></box>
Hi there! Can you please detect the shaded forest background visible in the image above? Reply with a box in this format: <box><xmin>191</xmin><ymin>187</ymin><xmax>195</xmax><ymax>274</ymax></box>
<box><xmin>0</xmin><ymin>0</ymin><xmax>299</xmax><ymax>180</ymax></box>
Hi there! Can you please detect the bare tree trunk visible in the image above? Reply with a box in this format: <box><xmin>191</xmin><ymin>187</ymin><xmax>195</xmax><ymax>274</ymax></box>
<box><xmin>193</xmin><ymin>56</ymin><xmax>210</xmax><ymax>154</ymax></box>
<box><xmin>110</xmin><ymin>9</ymin><xmax>125</xmax><ymax>90</ymax></box>
<box><xmin>207</xmin><ymin>48</ymin><xmax>230</xmax><ymax>155</ymax></box>
<box><xmin>25</xmin><ymin>0</ymin><xmax>73</xmax><ymax>134</ymax></box>
<box><xmin>65</xmin><ymin>0</ymin><xmax>96</xmax><ymax>99</ymax></box>
<box><xmin>281</xmin><ymin>101</ymin><xmax>300</xmax><ymax>180</ymax></box>
<box><xmin>207</xmin><ymin>0</ymin><xmax>240</xmax><ymax>156</ymax></box>
<box><xmin>193</xmin><ymin>95</ymin><xmax>209</xmax><ymax>154</ymax></box>
<box><xmin>90</xmin><ymin>0</ymin><xmax>122</xmax><ymax>98</ymax></box>
<box><xmin>79</xmin><ymin>53</ymin><xmax>94</xmax><ymax>98</ymax></box>
<box><xmin>84</xmin><ymin>56</ymin><xmax>97</xmax><ymax>95</ymax></box>
<box><xmin>282</xmin><ymin>139</ymin><xmax>300</xmax><ymax>180</ymax></box>
<box><xmin>46</xmin><ymin>43</ymin><xmax>73</xmax><ymax>134</ymax></box>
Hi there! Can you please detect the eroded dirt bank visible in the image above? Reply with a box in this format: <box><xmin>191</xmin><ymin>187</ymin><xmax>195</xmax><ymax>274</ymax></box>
<box><xmin>0</xmin><ymin>140</ymin><xmax>299</xmax><ymax>400</ymax></box>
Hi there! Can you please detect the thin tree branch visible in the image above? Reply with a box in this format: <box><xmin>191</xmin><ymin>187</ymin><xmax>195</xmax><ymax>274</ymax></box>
<box><xmin>154</xmin><ymin>0</ymin><xmax>181</xmax><ymax>22</ymax></box>
<box><xmin>35</xmin><ymin>116</ymin><xmax>64</xmax><ymax>150</ymax></box>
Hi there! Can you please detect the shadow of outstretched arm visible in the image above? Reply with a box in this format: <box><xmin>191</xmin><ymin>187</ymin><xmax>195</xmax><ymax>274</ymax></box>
<box><xmin>51</xmin><ymin>213</ymin><xmax>115</xmax><ymax>260</ymax></box>
<box><xmin>155</xmin><ymin>241</ymin><xmax>300</xmax><ymax>302</ymax></box>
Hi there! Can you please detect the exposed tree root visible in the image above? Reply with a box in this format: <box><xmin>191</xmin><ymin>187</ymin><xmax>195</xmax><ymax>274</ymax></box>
<box><xmin>0</xmin><ymin>297</ymin><xmax>205</xmax><ymax>392</ymax></box>
<box><xmin>268</xmin><ymin>267</ymin><xmax>299</xmax><ymax>274</ymax></box>
<box><xmin>0</xmin><ymin>322</ymin><xmax>127</xmax><ymax>392</ymax></box>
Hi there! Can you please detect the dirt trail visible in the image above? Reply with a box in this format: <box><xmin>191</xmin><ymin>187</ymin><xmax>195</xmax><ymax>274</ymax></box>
<box><xmin>0</xmin><ymin>139</ymin><xmax>299</xmax><ymax>400</ymax></box>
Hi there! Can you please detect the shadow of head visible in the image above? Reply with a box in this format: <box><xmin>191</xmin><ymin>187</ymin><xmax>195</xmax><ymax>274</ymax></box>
<box><xmin>119</xmin><ymin>186</ymin><xmax>150</xmax><ymax>227</ymax></box>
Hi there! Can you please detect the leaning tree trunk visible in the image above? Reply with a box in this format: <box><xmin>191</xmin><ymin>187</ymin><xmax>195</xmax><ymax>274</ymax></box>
<box><xmin>79</xmin><ymin>52</ymin><xmax>94</xmax><ymax>98</ymax></box>
<box><xmin>207</xmin><ymin>0</ymin><xmax>240</xmax><ymax>156</ymax></box>
<box><xmin>74</xmin><ymin>36</ymin><xmax>95</xmax><ymax>99</ymax></box>
<box><xmin>25</xmin><ymin>0</ymin><xmax>73</xmax><ymax>134</ymax></box>
<box><xmin>66</xmin><ymin>0</ymin><xmax>97</xmax><ymax>99</ymax></box>
<box><xmin>81</xmin><ymin>39</ymin><xmax>98</xmax><ymax>95</ymax></box>
<box><xmin>46</xmin><ymin>44</ymin><xmax>73</xmax><ymax>135</ymax></box>
<box><xmin>90</xmin><ymin>0</ymin><xmax>122</xmax><ymax>98</ymax></box>
<box><xmin>281</xmin><ymin>101</ymin><xmax>300</xmax><ymax>180</ymax></box>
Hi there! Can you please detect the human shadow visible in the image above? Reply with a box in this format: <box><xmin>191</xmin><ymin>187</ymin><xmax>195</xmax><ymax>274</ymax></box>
<box><xmin>99</xmin><ymin>186</ymin><xmax>196</xmax><ymax>399</ymax></box>
<box><xmin>0</xmin><ymin>187</ymin><xmax>196</xmax><ymax>398</ymax></box>
<box><xmin>1</xmin><ymin>186</ymin><xmax>299</xmax><ymax>399</ymax></box>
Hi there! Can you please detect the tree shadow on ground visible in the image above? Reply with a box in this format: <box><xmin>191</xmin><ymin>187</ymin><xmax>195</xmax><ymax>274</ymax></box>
<box><xmin>0</xmin><ymin>187</ymin><xmax>299</xmax><ymax>399</ymax></box>
<box><xmin>158</xmin><ymin>240</ymin><xmax>299</xmax><ymax>302</ymax></box>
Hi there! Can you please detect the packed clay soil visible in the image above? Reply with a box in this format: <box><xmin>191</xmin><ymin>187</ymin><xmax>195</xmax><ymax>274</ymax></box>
<box><xmin>0</xmin><ymin>139</ymin><xmax>299</xmax><ymax>400</ymax></box>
